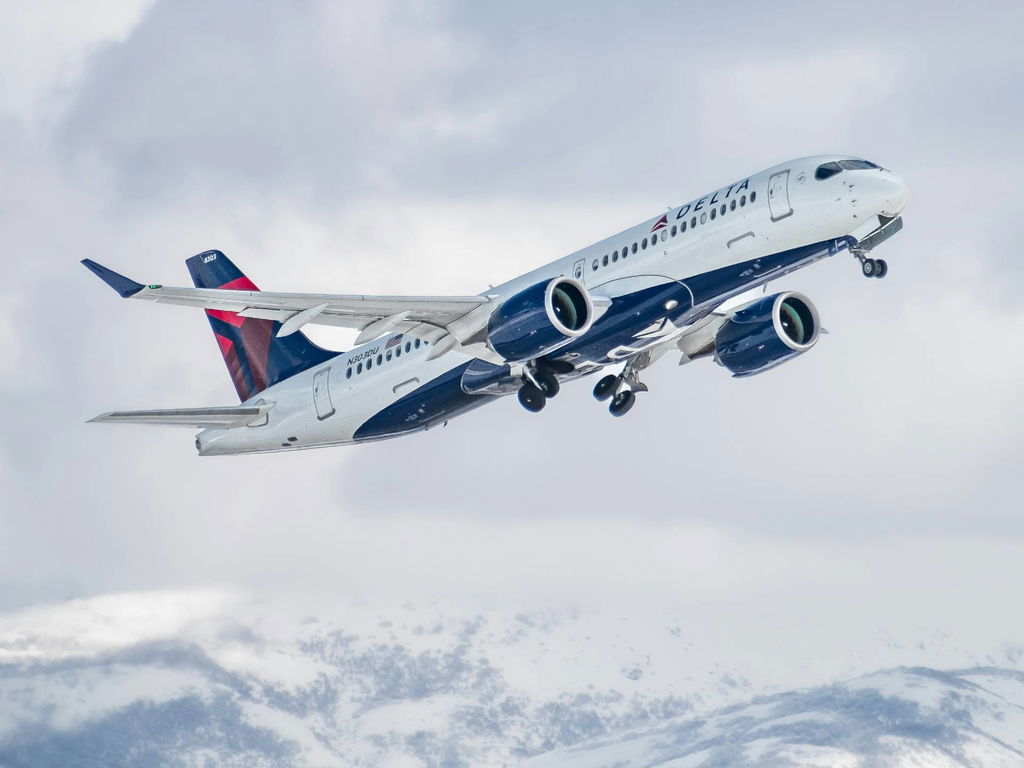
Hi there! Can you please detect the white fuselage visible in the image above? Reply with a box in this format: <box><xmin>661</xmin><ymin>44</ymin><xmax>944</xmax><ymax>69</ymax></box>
<box><xmin>197</xmin><ymin>155</ymin><xmax>908</xmax><ymax>455</ymax></box>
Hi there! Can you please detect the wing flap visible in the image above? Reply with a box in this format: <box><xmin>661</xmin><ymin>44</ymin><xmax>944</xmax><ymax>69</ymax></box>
<box><xmin>88</xmin><ymin>403</ymin><xmax>273</xmax><ymax>428</ymax></box>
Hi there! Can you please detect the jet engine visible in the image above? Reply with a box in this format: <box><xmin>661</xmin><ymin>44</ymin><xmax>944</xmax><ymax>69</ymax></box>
<box><xmin>487</xmin><ymin>277</ymin><xmax>594</xmax><ymax>362</ymax></box>
<box><xmin>714</xmin><ymin>291</ymin><xmax>820</xmax><ymax>377</ymax></box>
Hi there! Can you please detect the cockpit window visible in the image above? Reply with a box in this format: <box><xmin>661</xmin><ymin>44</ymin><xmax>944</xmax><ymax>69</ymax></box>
<box><xmin>815</xmin><ymin>162</ymin><xmax>842</xmax><ymax>180</ymax></box>
<box><xmin>817</xmin><ymin>159</ymin><xmax>880</xmax><ymax>180</ymax></box>
<box><xmin>838</xmin><ymin>159</ymin><xmax>879</xmax><ymax>170</ymax></box>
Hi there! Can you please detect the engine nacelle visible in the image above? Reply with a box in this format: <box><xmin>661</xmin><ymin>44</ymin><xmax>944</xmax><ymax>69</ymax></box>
<box><xmin>487</xmin><ymin>277</ymin><xmax>594</xmax><ymax>363</ymax></box>
<box><xmin>714</xmin><ymin>291</ymin><xmax>820</xmax><ymax>377</ymax></box>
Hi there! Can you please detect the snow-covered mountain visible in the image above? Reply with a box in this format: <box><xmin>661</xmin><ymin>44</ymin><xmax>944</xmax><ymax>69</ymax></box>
<box><xmin>1</xmin><ymin>591</ymin><xmax>1022</xmax><ymax>767</ymax></box>
<box><xmin>523</xmin><ymin>667</ymin><xmax>1024</xmax><ymax>767</ymax></box>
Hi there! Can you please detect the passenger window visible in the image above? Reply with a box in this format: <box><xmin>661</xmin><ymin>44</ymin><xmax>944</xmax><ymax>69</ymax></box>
<box><xmin>660</xmin><ymin>230</ymin><xmax>667</xmax><ymax>241</ymax></box>
<box><xmin>376</xmin><ymin>354</ymin><xmax>382</xmax><ymax>365</ymax></box>
<box><xmin>395</xmin><ymin>348</ymin><xmax>401</xmax><ymax>358</ymax></box>
<box><xmin>740</xmin><ymin>195</ymin><xmax>746</xmax><ymax>206</ymax></box>
<box><xmin>700</xmin><ymin>212</ymin><xmax>706</xmax><ymax>224</ymax></box>
<box><xmin>720</xmin><ymin>204</ymin><xmax>726</xmax><ymax>215</ymax></box>
<box><xmin>632</xmin><ymin>242</ymin><xmax>637</xmax><ymax>254</ymax></box>
<box><xmin>681</xmin><ymin>220</ymin><xmax>687</xmax><ymax>232</ymax></box>
<box><xmin>414</xmin><ymin>339</ymin><xmax>420</xmax><ymax>349</ymax></box>
<box><xmin>602</xmin><ymin>254</ymin><xmax>608</xmax><ymax>266</ymax></box>
<box><xmin>366</xmin><ymin>359</ymin><xmax>373</xmax><ymax>370</ymax></box>
<box><xmin>730</xmin><ymin>199</ymin><xmax>736</xmax><ymax>211</ymax></box>
<box><xmin>386</xmin><ymin>350</ymin><xmax>392</xmax><ymax>361</ymax></box>
<box><xmin>612</xmin><ymin>251</ymin><xmax>618</xmax><ymax>262</ymax></box>
<box><xmin>346</xmin><ymin>367</ymin><xmax>352</xmax><ymax>379</ymax></box>
<box><xmin>592</xmin><ymin>259</ymin><xmax>598</xmax><ymax>271</ymax></box>
<box><xmin>642</xmin><ymin>237</ymin><xmax>649</xmax><ymax>249</ymax></box>
<box><xmin>691</xmin><ymin>216</ymin><xmax>696</xmax><ymax>228</ymax></box>
<box><xmin>357</xmin><ymin>362</ymin><xmax>363</xmax><ymax>374</ymax></box>
<box><xmin>750</xmin><ymin>191</ymin><xmax>757</xmax><ymax>202</ymax></box>
<box><xmin>405</xmin><ymin>342</ymin><xmax>411</xmax><ymax>352</ymax></box>
<box><xmin>670</xmin><ymin>225</ymin><xmax>677</xmax><ymax>236</ymax></box>
<box><xmin>710</xmin><ymin>208</ymin><xmax>717</xmax><ymax>220</ymax></box>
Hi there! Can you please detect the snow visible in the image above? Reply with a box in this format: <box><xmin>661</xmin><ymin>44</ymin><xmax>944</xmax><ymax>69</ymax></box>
<box><xmin>2</xmin><ymin>592</ymin><xmax>1024</xmax><ymax>766</ymax></box>
<box><xmin>0</xmin><ymin>665</ymin><xmax>211</xmax><ymax>736</ymax></box>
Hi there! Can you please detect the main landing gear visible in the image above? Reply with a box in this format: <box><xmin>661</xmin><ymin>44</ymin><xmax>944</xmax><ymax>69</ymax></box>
<box><xmin>853</xmin><ymin>247</ymin><xmax>888</xmax><ymax>279</ymax></box>
<box><xmin>516</xmin><ymin>361</ymin><xmax>569</xmax><ymax>413</ymax></box>
<box><xmin>592</xmin><ymin>357</ymin><xmax>649</xmax><ymax>417</ymax></box>
<box><xmin>516</xmin><ymin>355</ymin><xmax>650</xmax><ymax>418</ymax></box>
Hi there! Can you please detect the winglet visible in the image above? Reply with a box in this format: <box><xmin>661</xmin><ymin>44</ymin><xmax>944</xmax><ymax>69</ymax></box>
<box><xmin>81</xmin><ymin>259</ymin><xmax>145</xmax><ymax>298</ymax></box>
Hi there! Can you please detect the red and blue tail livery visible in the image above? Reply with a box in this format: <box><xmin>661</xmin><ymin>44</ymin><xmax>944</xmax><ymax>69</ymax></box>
<box><xmin>82</xmin><ymin>155</ymin><xmax>909</xmax><ymax>454</ymax></box>
<box><xmin>185</xmin><ymin>250</ymin><xmax>333</xmax><ymax>402</ymax></box>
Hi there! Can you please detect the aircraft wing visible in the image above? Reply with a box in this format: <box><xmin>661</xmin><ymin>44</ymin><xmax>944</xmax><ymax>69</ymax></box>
<box><xmin>81</xmin><ymin>259</ymin><xmax>494</xmax><ymax>347</ymax></box>
<box><xmin>88</xmin><ymin>403</ymin><xmax>273</xmax><ymax>428</ymax></box>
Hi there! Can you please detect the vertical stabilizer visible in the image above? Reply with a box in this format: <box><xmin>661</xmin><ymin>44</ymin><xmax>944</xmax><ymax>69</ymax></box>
<box><xmin>185</xmin><ymin>250</ymin><xmax>334</xmax><ymax>401</ymax></box>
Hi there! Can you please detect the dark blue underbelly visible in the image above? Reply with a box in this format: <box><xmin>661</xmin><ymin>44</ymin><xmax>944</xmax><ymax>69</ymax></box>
<box><xmin>354</xmin><ymin>361</ymin><xmax>496</xmax><ymax>441</ymax></box>
<box><xmin>354</xmin><ymin>239</ymin><xmax>844</xmax><ymax>441</ymax></box>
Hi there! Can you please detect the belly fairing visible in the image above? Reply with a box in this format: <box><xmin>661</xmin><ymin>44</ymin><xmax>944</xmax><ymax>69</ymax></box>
<box><xmin>353</xmin><ymin>361</ymin><xmax>496</xmax><ymax>441</ymax></box>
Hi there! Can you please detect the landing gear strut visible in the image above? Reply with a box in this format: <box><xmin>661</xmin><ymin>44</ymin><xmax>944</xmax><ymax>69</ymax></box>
<box><xmin>532</xmin><ymin>369</ymin><xmax>560</xmax><ymax>398</ymax></box>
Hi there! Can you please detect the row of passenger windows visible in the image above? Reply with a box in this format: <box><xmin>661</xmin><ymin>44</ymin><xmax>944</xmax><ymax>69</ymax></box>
<box><xmin>592</xmin><ymin>191</ymin><xmax>757</xmax><ymax>271</ymax></box>
<box><xmin>346</xmin><ymin>337</ymin><xmax>425</xmax><ymax>378</ymax></box>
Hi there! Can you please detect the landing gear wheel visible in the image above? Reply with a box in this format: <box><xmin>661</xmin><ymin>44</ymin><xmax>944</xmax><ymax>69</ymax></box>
<box><xmin>518</xmin><ymin>384</ymin><xmax>546</xmax><ymax>412</ymax></box>
<box><xmin>593</xmin><ymin>374</ymin><xmax>619</xmax><ymax>401</ymax></box>
<box><xmin>533</xmin><ymin>369</ymin><xmax>560</xmax><ymax>398</ymax></box>
<box><xmin>874</xmin><ymin>259</ymin><xmax>888</xmax><ymax>278</ymax></box>
<box><xmin>609</xmin><ymin>390</ymin><xmax>636</xmax><ymax>417</ymax></box>
<box><xmin>861</xmin><ymin>258</ymin><xmax>877</xmax><ymax>278</ymax></box>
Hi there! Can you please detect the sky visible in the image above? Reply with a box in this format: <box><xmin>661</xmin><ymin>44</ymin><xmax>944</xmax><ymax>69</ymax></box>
<box><xmin>1</xmin><ymin>0</ymin><xmax>1023</xmax><ymax>670</ymax></box>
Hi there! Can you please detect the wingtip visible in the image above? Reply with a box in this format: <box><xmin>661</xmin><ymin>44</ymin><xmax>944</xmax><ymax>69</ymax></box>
<box><xmin>81</xmin><ymin>259</ymin><xmax>145</xmax><ymax>298</ymax></box>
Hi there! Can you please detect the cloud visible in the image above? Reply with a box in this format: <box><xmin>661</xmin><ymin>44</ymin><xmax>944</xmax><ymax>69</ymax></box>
<box><xmin>54</xmin><ymin>0</ymin><xmax>467</xmax><ymax>207</ymax></box>
<box><xmin>0</xmin><ymin>0</ymin><xmax>155</xmax><ymax>124</ymax></box>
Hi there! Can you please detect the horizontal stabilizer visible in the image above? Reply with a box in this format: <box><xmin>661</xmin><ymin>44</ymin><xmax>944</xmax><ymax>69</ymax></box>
<box><xmin>81</xmin><ymin>259</ymin><xmax>145</xmax><ymax>298</ymax></box>
<box><xmin>88</xmin><ymin>403</ymin><xmax>273</xmax><ymax>428</ymax></box>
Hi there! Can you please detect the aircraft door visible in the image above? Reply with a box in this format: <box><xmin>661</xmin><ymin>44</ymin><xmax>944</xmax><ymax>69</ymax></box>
<box><xmin>768</xmin><ymin>170</ymin><xmax>793</xmax><ymax>221</ymax></box>
<box><xmin>312</xmin><ymin>368</ymin><xmax>335</xmax><ymax>420</ymax></box>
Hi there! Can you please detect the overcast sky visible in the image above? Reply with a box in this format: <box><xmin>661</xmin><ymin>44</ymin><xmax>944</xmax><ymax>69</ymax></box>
<box><xmin>1</xmin><ymin>0</ymin><xmax>1023</xmax><ymax>666</ymax></box>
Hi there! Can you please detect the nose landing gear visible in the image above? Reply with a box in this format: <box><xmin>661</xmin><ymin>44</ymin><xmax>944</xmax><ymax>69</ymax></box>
<box><xmin>853</xmin><ymin>247</ymin><xmax>888</xmax><ymax>279</ymax></box>
<box><xmin>860</xmin><ymin>257</ymin><xmax>888</xmax><ymax>278</ymax></box>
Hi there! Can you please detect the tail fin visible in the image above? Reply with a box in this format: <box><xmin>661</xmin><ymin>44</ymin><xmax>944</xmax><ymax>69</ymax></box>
<box><xmin>186</xmin><ymin>250</ymin><xmax>334</xmax><ymax>402</ymax></box>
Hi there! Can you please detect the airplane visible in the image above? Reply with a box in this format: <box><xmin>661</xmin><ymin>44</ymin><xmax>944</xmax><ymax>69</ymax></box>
<box><xmin>83</xmin><ymin>155</ymin><xmax>909</xmax><ymax>456</ymax></box>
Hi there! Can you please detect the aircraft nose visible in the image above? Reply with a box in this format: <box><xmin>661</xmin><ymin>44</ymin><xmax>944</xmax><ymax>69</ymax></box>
<box><xmin>879</xmin><ymin>171</ymin><xmax>910</xmax><ymax>217</ymax></box>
